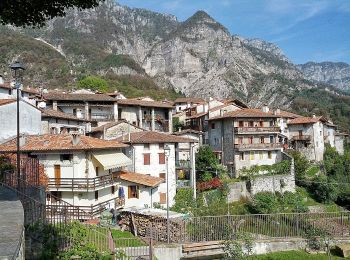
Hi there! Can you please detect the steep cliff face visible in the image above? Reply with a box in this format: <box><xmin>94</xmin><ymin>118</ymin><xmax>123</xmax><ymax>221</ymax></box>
<box><xmin>297</xmin><ymin>62</ymin><xmax>350</xmax><ymax>92</ymax></box>
<box><xmin>0</xmin><ymin>0</ymin><xmax>346</xmax><ymax>110</ymax></box>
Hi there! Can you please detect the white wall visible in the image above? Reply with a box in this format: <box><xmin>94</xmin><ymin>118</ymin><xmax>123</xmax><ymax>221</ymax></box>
<box><xmin>0</xmin><ymin>100</ymin><xmax>41</xmax><ymax>143</ymax></box>
<box><xmin>119</xmin><ymin>180</ymin><xmax>159</xmax><ymax>208</ymax></box>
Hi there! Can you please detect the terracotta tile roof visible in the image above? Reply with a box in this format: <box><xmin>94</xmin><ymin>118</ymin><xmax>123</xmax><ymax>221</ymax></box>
<box><xmin>0</xmin><ymin>83</ymin><xmax>12</xmax><ymax>89</ymax></box>
<box><xmin>91</xmin><ymin>120</ymin><xmax>145</xmax><ymax>133</ymax></box>
<box><xmin>173</xmin><ymin>129</ymin><xmax>202</xmax><ymax>135</ymax></box>
<box><xmin>174</xmin><ymin>97</ymin><xmax>205</xmax><ymax>104</ymax></box>
<box><xmin>0</xmin><ymin>99</ymin><xmax>16</xmax><ymax>106</ymax></box>
<box><xmin>288</xmin><ymin>116</ymin><xmax>327</xmax><ymax>125</ymax></box>
<box><xmin>43</xmin><ymin>93</ymin><xmax>116</xmax><ymax>102</ymax></box>
<box><xmin>117</xmin><ymin>171</ymin><xmax>163</xmax><ymax>187</ymax></box>
<box><xmin>41</xmin><ymin>108</ymin><xmax>90</xmax><ymax>122</ymax></box>
<box><xmin>117</xmin><ymin>98</ymin><xmax>173</xmax><ymax>108</ymax></box>
<box><xmin>209</xmin><ymin>108</ymin><xmax>302</xmax><ymax>120</ymax></box>
<box><xmin>0</xmin><ymin>134</ymin><xmax>128</xmax><ymax>152</ymax></box>
<box><xmin>186</xmin><ymin>111</ymin><xmax>208</xmax><ymax>119</ymax></box>
<box><xmin>0</xmin><ymin>84</ymin><xmax>39</xmax><ymax>94</ymax></box>
<box><xmin>115</xmin><ymin>131</ymin><xmax>196</xmax><ymax>144</ymax></box>
<box><xmin>209</xmin><ymin>104</ymin><xmax>232</xmax><ymax>112</ymax></box>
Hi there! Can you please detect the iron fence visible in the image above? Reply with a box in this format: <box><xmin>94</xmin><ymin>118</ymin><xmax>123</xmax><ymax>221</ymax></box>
<box><xmin>145</xmin><ymin>212</ymin><xmax>350</xmax><ymax>243</ymax></box>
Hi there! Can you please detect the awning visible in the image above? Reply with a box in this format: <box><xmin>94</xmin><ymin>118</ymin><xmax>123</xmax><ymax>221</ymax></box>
<box><xmin>92</xmin><ymin>151</ymin><xmax>132</xmax><ymax>170</ymax></box>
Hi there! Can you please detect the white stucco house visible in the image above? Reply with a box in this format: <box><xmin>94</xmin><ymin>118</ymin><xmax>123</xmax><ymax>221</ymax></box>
<box><xmin>0</xmin><ymin>99</ymin><xmax>42</xmax><ymax>144</ymax></box>
<box><xmin>116</xmin><ymin>131</ymin><xmax>197</xmax><ymax>207</ymax></box>
<box><xmin>0</xmin><ymin>134</ymin><xmax>163</xmax><ymax>218</ymax></box>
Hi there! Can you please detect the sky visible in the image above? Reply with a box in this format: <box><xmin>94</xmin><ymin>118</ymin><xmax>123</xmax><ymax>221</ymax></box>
<box><xmin>117</xmin><ymin>0</ymin><xmax>350</xmax><ymax>64</ymax></box>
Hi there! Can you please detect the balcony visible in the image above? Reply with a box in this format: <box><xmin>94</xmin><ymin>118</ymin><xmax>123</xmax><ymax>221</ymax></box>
<box><xmin>89</xmin><ymin>113</ymin><xmax>115</xmax><ymax>121</ymax></box>
<box><xmin>48</xmin><ymin>173</ymin><xmax>119</xmax><ymax>191</ymax></box>
<box><xmin>292</xmin><ymin>135</ymin><xmax>311</xmax><ymax>141</ymax></box>
<box><xmin>234</xmin><ymin>143</ymin><xmax>283</xmax><ymax>151</ymax></box>
<box><xmin>234</xmin><ymin>127</ymin><xmax>280</xmax><ymax>134</ymax></box>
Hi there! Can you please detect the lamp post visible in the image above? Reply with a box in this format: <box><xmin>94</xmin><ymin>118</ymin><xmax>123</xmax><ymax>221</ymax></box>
<box><xmin>164</xmin><ymin>144</ymin><xmax>171</xmax><ymax>243</ymax></box>
<box><xmin>10</xmin><ymin>61</ymin><xmax>25</xmax><ymax>188</ymax></box>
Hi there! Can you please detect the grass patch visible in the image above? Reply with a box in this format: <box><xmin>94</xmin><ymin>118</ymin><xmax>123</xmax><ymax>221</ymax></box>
<box><xmin>305</xmin><ymin>166</ymin><xmax>320</xmax><ymax>178</ymax></box>
<box><xmin>250</xmin><ymin>250</ymin><xmax>344</xmax><ymax>259</ymax></box>
<box><xmin>110</xmin><ymin>230</ymin><xmax>146</xmax><ymax>247</ymax></box>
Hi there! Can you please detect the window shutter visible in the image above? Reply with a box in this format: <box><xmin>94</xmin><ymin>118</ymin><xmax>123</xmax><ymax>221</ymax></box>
<box><xmin>144</xmin><ymin>153</ymin><xmax>150</xmax><ymax>165</ymax></box>
<box><xmin>95</xmin><ymin>191</ymin><xmax>98</xmax><ymax>200</ymax></box>
<box><xmin>128</xmin><ymin>186</ymin><xmax>132</xmax><ymax>198</ymax></box>
<box><xmin>159</xmin><ymin>173</ymin><xmax>166</xmax><ymax>182</ymax></box>
<box><xmin>160</xmin><ymin>192</ymin><xmax>166</xmax><ymax>204</ymax></box>
<box><xmin>159</xmin><ymin>153</ymin><xmax>165</xmax><ymax>164</ymax></box>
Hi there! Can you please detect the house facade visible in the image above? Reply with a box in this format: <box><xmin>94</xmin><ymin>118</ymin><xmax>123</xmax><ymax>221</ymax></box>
<box><xmin>208</xmin><ymin>109</ymin><xmax>284</xmax><ymax>177</ymax></box>
<box><xmin>0</xmin><ymin>134</ymin><xmax>163</xmax><ymax>217</ymax></box>
<box><xmin>89</xmin><ymin>120</ymin><xmax>145</xmax><ymax>140</ymax></box>
<box><xmin>0</xmin><ymin>99</ymin><xmax>42</xmax><ymax>144</ymax></box>
<box><xmin>116</xmin><ymin>132</ymin><xmax>197</xmax><ymax>207</ymax></box>
<box><xmin>173</xmin><ymin>97</ymin><xmax>205</xmax><ymax>113</ymax></box>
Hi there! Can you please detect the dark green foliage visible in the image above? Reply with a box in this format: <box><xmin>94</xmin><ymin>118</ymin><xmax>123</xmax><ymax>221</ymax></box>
<box><xmin>195</xmin><ymin>145</ymin><xmax>222</xmax><ymax>181</ymax></box>
<box><xmin>0</xmin><ymin>0</ymin><xmax>102</xmax><ymax>27</ymax></box>
<box><xmin>171</xmin><ymin>188</ymin><xmax>196</xmax><ymax>214</ymax></box>
<box><xmin>89</xmin><ymin>54</ymin><xmax>144</xmax><ymax>74</ymax></box>
<box><xmin>172</xmin><ymin>117</ymin><xmax>185</xmax><ymax>132</ymax></box>
<box><xmin>77</xmin><ymin>76</ymin><xmax>109</xmax><ymax>92</ymax></box>
<box><xmin>240</xmin><ymin>160</ymin><xmax>291</xmax><ymax>179</ymax></box>
<box><xmin>287</xmin><ymin>150</ymin><xmax>310</xmax><ymax>184</ymax></box>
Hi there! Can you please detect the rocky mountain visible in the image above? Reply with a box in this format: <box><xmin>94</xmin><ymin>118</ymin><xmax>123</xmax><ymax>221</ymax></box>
<box><xmin>0</xmin><ymin>0</ymin><xmax>350</xmax><ymax>129</ymax></box>
<box><xmin>297</xmin><ymin>62</ymin><xmax>350</xmax><ymax>92</ymax></box>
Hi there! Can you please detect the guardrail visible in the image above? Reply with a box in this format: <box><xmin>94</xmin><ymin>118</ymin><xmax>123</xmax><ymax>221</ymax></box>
<box><xmin>234</xmin><ymin>143</ymin><xmax>283</xmax><ymax>150</ymax></box>
<box><xmin>234</xmin><ymin>127</ymin><xmax>280</xmax><ymax>134</ymax></box>
<box><xmin>292</xmin><ymin>135</ymin><xmax>311</xmax><ymax>141</ymax></box>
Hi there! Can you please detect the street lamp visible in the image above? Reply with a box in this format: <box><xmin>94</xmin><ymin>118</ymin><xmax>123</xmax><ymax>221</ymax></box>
<box><xmin>164</xmin><ymin>144</ymin><xmax>171</xmax><ymax>243</ymax></box>
<box><xmin>10</xmin><ymin>61</ymin><xmax>25</xmax><ymax>188</ymax></box>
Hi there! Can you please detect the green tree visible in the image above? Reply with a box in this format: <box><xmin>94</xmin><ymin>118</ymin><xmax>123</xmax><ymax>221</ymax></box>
<box><xmin>77</xmin><ymin>76</ymin><xmax>109</xmax><ymax>92</ymax></box>
<box><xmin>0</xmin><ymin>0</ymin><xmax>103</xmax><ymax>27</ymax></box>
<box><xmin>249</xmin><ymin>192</ymin><xmax>280</xmax><ymax>214</ymax></box>
<box><xmin>312</xmin><ymin>175</ymin><xmax>338</xmax><ymax>204</ymax></box>
<box><xmin>287</xmin><ymin>150</ymin><xmax>310</xmax><ymax>185</ymax></box>
<box><xmin>172</xmin><ymin>117</ymin><xmax>184</xmax><ymax>132</ymax></box>
<box><xmin>195</xmin><ymin>145</ymin><xmax>221</xmax><ymax>181</ymax></box>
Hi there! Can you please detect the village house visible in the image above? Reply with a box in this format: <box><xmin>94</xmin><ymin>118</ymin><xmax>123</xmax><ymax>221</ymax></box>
<box><xmin>116</xmin><ymin>131</ymin><xmax>197</xmax><ymax>207</ymax></box>
<box><xmin>208</xmin><ymin>108</ymin><xmax>285</xmax><ymax>177</ymax></box>
<box><xmin>41</xmin><ymin>108</ymin><xmax>92</xmax><ymax>134</ymax></box>
<box><xmin>88</xmin><ymin>120</ymin><xmax>145</xmax><ymax>140</ymax></box>
<box><xmin>0</xmin><ymin>99</ymin><xmax>42</xmax><ymax>144</ymax></box>
<box><xmin>0</xmin><ymin>134</ymin><xmax>165</xmax><ymax>217</ymax></box>
<box><xmin>0</xmin><ymin>81</ymin><xmax>38</xmax><ymax>105</ymax></box>
<box><xmin>173</xmin><ymin>97</ymin><xmax>205</xmax><ymax>113</ymax></box>
<box><xmin>287</xmin><ymin>116</ymin><xmax>339</xmax><ymax>161</ymax></box>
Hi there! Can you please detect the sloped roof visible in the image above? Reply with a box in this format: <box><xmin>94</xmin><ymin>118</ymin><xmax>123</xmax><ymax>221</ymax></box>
<box><xmin>117</xmin><ymin>171</ymin><xmax>163</xmax><ymax>187</ymax></box>
<box><xmin>288</xmin><ymin>116</ymin><xmax>327</xmax><ymax>125</ymax></box>
<box><xmin>0</xmin><ymin>134</ymin><xmax>128</xmax><ymax>152</ymax></box>
<box><xmin>186</xmin><ymin>111</ymin><xmax>208</xmax><ymax>119</ymax></box>
<box><xmin>117</xmin><ymin>98</ymin><xmax>173</xmax><ymax>108</ymax></box>
<box><xmin>90</xmin><ymin>120</ymin><xmax>145</xmax><ymax>133</ymax></box>
<box><xmin>174</xmin><ymin>97</ymin><xmax>205</xmax><ymax>104</ymax></box>
<box><xmin>0</xmin><ymin>99</ymin><xmax>16</xmax><ymax>106</ymax></box>
<box><xmin>41</xmin><ymin>108</ymin><xmax>90</xmax><ymax>122</ymax></box>
<box><xmin>43</xmin><ymin>93</ymin><xmax>116</xmax><ymax>102</ymax></box>
<box><xmin>115</xmin><ymin>131</ymin><xmax>196</xmax><ymax>144</ymax></box>
<box><xmin>209</xmin><ymin>108</ymin><xmax>302</xmax><ymax>120</ymax></box>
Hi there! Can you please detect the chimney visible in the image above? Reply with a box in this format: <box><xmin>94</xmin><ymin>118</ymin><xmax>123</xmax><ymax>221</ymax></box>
<box><xmin>19</xmin><ymin>135</ymin><xmax>26</xmax><ymax>147</ymax></box>
<box><xmin>71</xmin><ymin>132</ymin><xmax>81</xmax><ymax>145</ymax></box>
<box><xmin>53</xmin><ymin>100</ymin><xmax>58</xmax><ymax>111</ymax></box>
<box><xmin>262</xmin><ymin>105</ymin><xmax>269</xmax><ymax>113</ymax></box>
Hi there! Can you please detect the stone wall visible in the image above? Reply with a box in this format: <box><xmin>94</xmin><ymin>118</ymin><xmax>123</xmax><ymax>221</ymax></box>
<box><xmin>249</xmin><ymin>174</ymin><xmax>295</xmax><ymax>195</ymax></box>
<box><xmin>227</xmin><ymin>182</ymin><xmax>249</xmax><ymax>203</ymax></box>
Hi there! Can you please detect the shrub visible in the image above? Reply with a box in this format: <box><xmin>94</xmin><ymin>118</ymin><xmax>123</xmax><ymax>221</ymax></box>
<box><xmin>77</xmin><ymin>75</ymin><xmax>109</xmax><ymax>92</ymax></box>
<box><xmin>249</xmin><ymin>192</ymin><xmax>280</xmax><ymax>214</ymax></box>
<box><xmin>197</xmin><ymin>177</ymin><xmax>223</xmax><ymax>192</ymax></box>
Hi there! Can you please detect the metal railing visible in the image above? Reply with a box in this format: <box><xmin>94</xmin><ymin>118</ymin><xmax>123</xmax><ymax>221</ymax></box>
<box><xmin>234</xmin><ymin>127</ymin><xmax>280</xmax><ymax>134</ymax></box>
<box><xmin>234</xmin><ymin>143</ymin><xmax>283</xmax><ymax>150</ymax></box>
<box><xmin>48</xmin><ymin>172</ymin><xmax>119</xmax><ymax>191</ymax></box>
<box><xmin>144</xmin><ymin>212</ymin><xmax>350</xmax><ymax>243</ymax></box>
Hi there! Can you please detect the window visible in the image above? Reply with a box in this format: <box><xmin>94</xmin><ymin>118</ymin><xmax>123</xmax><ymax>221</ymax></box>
<box><xmin>50</xmin><ymin>191</ymin><xmax>62</xmax><ymax>203</ymax></box>
<box><xmin>159</xmin><ymin>143</ymin><xmax>164</xmax><ymax>150</ymax></box>
<box><xmin>269</xmin><ymin>135</ymin><xmax>274</xmax><ymax>143</ymax></box>
<box><xmin>143</xmin><ymin>153</ymin><xmax>150</xmax><ymax>165</ymax></box>
<box><xmin>160</xmin><ymin>192</ymin><xmax>166</xmax><ymax>204</ymax></box>
<box><xmin>238</xmin><ymin>137</ymin><xmax>243</xmax><ymax>144</ymax></box>
<box><xmin>250</xmin><ymin>151</ymin><xmax>255</xmax><ymax>160</ymax></box>
<box><xmin>95</xmin><ymin>191</ymin><xmax>98</xmax><ymax>200</ymax></box>
<box><xmin>240</xmin><ymin>152</ymin><xmax>245</xmax><ymax>161</ymax></box>
<box><xmin>111</xmin><ymin>186</ymin><xmax>115</xmax><ymax>194</ymax></box>
<box><xmin>211</xmin><ymin>123</ymin><xmax>215</xmax><ymax>129</ymax></box>
<box><xmin>259</xmin><ymin>121</ymin><xmax>263</xmax><ymax>127</ymax></box>
<box><xmin>268</xmin><ymin>151</ymin><xmax>272</xmax><ymax>159</ymax></box>
<box><xmin>128</xmin><ymin>185</ymin><xmax>139</xmax><ymax>199</ymax></box>
<box><xmin>96</xmin><ymin>167</ymin><xmax>99</xmax><ymax>177</ymax></box>
<box><xmin>260</xmin><ymin>136</ymin><xmax>265</xmax><ymax>144</ymax></box>
<box><xmin>144</xmin><ymin>144</ymin><xmax>150</xmax><ymax>150</ymax></box>
<box><xmin>249</xmin><ymin>121</ymin><xmax>254</xmax><ymax>127</ymax></box>
<box><xmin>298</xmin><ymin>130</ymin><xmax>303</xmax><ymax>137</ymax></box>
<box><xmin>249</xmin><ymin>136</ymin><xmax>253</xmax><ymax>144</ymax></box>
<box><xmin>259</xmin><ymin>151</ymin><xmax>264</xmax><ymax>160</ymax></box>
<box><xmin>159</xmin><ymin>153</ymin><xmax>165</xmax><ymax>164</ymax></box>
<box><xmin>270</xmin><ymin>121</ymin><xmax>274</xmax><ymax>127</ymax></box>
<box><xmin>159</xmin><ymin>173</ymin><xmax>166</xmax><ymax>182</ymax></box>
<box><xmin>239</xmin><ymin>121</ymin><xmax>244</xmax><ymax>127</ymax></box>
<box><xmin>73</xmin><ymin>108</ymin><xmax>77</xmax><ymax>116</ymax></box>
<box><xmin>60</xmin><ymin>154</ymin><xmax>72</xmax><ymax>161</ymax></box>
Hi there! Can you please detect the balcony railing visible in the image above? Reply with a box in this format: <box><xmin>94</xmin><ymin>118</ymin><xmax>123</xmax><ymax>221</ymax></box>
<box><xmin>234</xmin><ymin>143</ymin><xmax>283</xmax><ymax>150</ymax></box>
<box><xmin>89</xmin><ymin>113</ymin><xmax>115</xmax><ymax>121</ymax></box>
<box><xmin>48</xmin><ymin>173</ymin><xmax>119</xmax><ymax>191</ymax></box>
<box><xmin>234</xmin><ymin>127</ymin><xmax>280</xmax><ymax>134</ymax></box>
<box><xmin>292</xmin><ymin>135</ymin><xmax>311</xmax><ymax>141</ymax></box>
<box><xmin>176</xmin><ymin>160</ymin><xmax>191</xmax><ymax>169</ymax></box>
<box><xmin>47</xmin><ymin>197</ymin><xmax>125</xmax><ymax>219</ymax></box>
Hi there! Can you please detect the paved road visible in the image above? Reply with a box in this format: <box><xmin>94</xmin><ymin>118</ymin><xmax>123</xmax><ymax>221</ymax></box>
<box><xmin>0</xmin><ymin>186</ymin><xmax>24</xmax><ymax>259</ymax></box>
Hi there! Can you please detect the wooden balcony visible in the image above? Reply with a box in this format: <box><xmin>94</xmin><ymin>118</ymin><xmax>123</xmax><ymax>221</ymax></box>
<box><xmin>48</xmin><ymin>173</ymin><xmax>119</xmax><ymax>191</ymax></box>
<box><xmin>234</xmin><ymin>127</ymin><xmax>280</xmax><ymax>134</ymax></box>
<box><xmin>234</xmin><ymin>143</ymin><xmax>283</xmax><ymax>151</ymax></box>
<box><xmin>292</xmin><ymin>135</ymin><xmax>311</xmax><ymax>141</ymax></box>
